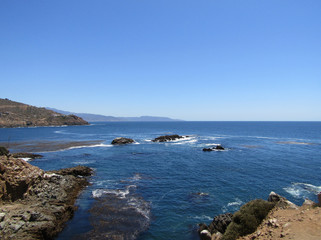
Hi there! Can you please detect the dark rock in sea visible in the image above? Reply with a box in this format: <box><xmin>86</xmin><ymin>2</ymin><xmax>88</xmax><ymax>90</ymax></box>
<box><xmin>0</xmin><ymin>156</ymin><xmax>93</xmax><ymax>239</ymax></box>
<box><xmin>12</xmin><ymin>152</ymin><xmax>43</xmax><ymax>160</ymax></box>
<box><xmin>152</xmin><ymin>134</ymin><xmax>185</xmax><ymax>142</ymax></box>
<box><xmin>202</xmin><ymin>145</ymin><xmax>225</xmax><ymax>151</ymax></box>
<box><xmin>199</xmin><ymin>213</ymin><xmax>233</xmax><ymax>240</ymax></box>
<box><xmin>111</xmin><ymin>137</ymin><xmax>135</xmax><ymax>145</ymax></box>
<box><xmin>48</xmin><ymin>165</ymin><xmax>93</xmax><ymax>177</ymax></box>
<box><xmin>208</xmin><ymin>213</ymin><xmax>233</xmax><ymax>234</ymax></box>
<box><xmin>0</xmin><ymin>146</ymin><xmax>9</xmax><ymax>156</ymax></box>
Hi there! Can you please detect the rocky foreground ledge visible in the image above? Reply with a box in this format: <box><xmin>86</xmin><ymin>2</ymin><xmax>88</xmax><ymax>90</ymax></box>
<box><xmin>199</xmin><ymin>192</ymin><xmax>321</xmax><ymax>240</ymax></box>
<box><xmin>0</xmin><ymin>155</ymin><xmax>93</xmax><ymax>240</ymax></box>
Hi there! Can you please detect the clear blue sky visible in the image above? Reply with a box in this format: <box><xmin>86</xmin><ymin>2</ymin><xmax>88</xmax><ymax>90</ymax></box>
<box><xmin>1</xmin><ymin>0</ymin><xmax>320</xmax><ymax>121</ymax></box>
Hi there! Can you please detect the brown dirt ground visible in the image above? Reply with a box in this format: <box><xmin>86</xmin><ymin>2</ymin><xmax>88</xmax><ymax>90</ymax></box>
<box><xmin>239</xmin><ymin>203</ymin><xmax>321</xmax><ymax>240</ymax></box>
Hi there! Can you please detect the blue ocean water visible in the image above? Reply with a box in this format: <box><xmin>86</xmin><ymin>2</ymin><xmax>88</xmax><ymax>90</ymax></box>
<box><xmin>1</xmin><ymin>122</ymin><xmax>321</xmax><ymax>239</ymax></box>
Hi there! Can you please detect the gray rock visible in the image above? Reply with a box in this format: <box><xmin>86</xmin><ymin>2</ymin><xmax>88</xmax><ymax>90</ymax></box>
<box><xmin>111</xmin><ymin>137</ymin><xmax>135</xmax><ymax>145</ymax></box>
<box><xmin>152</xmin><ymin>134</ymin><xmax>185</xmax><ymax>142</ymax></box>
<box><xmin>209</xmin><ymin>213</ymin><xmax>233</xmax><ymax>234</ymax></box>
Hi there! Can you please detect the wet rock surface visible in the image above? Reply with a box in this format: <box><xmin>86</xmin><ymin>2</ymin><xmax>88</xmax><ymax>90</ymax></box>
<box><xmin>11</xmin><ymin>152</ymin><xmax>43</xmax><ymax>160</ymax></box>
<box><xmin>151</xmin><ymin>134</ymin><xmax>185</xmax><ymax>142</ymax></box>
<box><xmin>203</xmin><ymin>145</ymin><xmax>225</xmax><ymax>151</ymax></box>
<box><xmin>111</xmin><ymin>137</ymin><xmax>135</xmax><ymax>145</ymax></box>
<box><xmin>0</xmin><ymin>156</ymin><xmax>92</xmax><ymax>240</ymax></box>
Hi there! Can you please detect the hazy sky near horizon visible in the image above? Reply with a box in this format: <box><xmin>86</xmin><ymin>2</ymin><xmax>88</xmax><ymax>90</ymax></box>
<box><xmin>1</xmin><ymin>0</ymin><xmax>320</xmax><ymax>121</ymax></box>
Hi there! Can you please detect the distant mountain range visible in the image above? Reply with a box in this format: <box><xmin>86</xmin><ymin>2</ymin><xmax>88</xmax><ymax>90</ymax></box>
<box><xmin>46</xmin><ymin>108</ymin><xmax>183</xmax><ymax>122</ymax></box>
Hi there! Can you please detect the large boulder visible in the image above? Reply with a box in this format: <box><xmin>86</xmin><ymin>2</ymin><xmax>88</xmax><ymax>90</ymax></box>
<box><xmin>209</xmin><ymin>213</ymin><xmax>233</xmax><ymax>234</ymax></box>
<box><xmin>0</xmin><ymin>156</ymin><xmax>44</xmax><ymax>202</ymax></box>
<box><xmin>111</xmin><ymin>137</ymin><xmax>135</xmax><ymax>145</ymax></box>
<box><xmin>152</xmin><ymin>134</ymin><xmax>185</xmax><ymax>142</ymax></box>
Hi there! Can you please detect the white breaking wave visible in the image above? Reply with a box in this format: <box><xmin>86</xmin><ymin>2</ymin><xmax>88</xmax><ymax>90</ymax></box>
<box><xmin>222</xmin><ymin>198</ymin><xmax>243</xmax><ymax>213</ymax></box>
<box><xmin>127</xmin><ymin>196</ymin><xmax>151</xmax><ymax>220</ymax></box>
<box><xmin>192</xmin><ymin>215</ymin><xmax>213</xmax><ymax>221</ymax></box>
<box><xmin>227</xmin><ymin>198</ymin><xmax>243</xmax><ymax>207</ymax></box>
<box><xmin>72</xmin><ymin>160</ymin><xmax>96</xmax><ymax>165</ymax></box>
<box><xmin>38</xmin><ymin>143</ymin><xmax>113</xmax><ymax>153</ymax></box>
<box><xmin>67</xmin><ymin>143</ymin><xmax>113</xmax><ymax>150</ymax></box>
<box><xmin>172</xmin><ymin>139</ymin><xmax>198</xmax><ymax>145</ymax></box>
<box><xmin>92</xmin><ymin>185</ymin><xmax>136</xmax><ymax>199</ymax></box>
<box><xmin>20</xmin><ymin>157</ymin><xmax>31</xmax><ymax>162</ymax></box>
<box><xmin>204</xmin><ymin>143</ymin><xmax>221</xmax><ymax>146</ymax></box>
<box><xmin>171</xmin><ymin>135</ymin><xmax>195</xmax><ymax>142</ymax></box>
<box><xmin>284</xmin><ymin>183</ymin><xmax>321</xmax><ymax>199</ymax></box>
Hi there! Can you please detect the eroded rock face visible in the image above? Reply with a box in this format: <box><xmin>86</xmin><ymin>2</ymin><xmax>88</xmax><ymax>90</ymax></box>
<box><xmin>152</xmin><ymin>134</ymin><xmax>185</xmax><ymax>142</ymax></box>
<box><xmin>0</xmin><ymin>156</ymin><xmax>92</xmax><ymax>239</ymax></box>
<box><xmin>111</xmin><ymin>137</ymin><xmax>135</xmax><ymax>145</ymax></box>
<box><xmin>209</xmin><ymin>213</ymin><xmax>233</xmax><ymax>234</ymax></box>
<box><xmin>0</xmin><ymin>156</ymin><xmax>44</xmax><ymax>202</ymax></box>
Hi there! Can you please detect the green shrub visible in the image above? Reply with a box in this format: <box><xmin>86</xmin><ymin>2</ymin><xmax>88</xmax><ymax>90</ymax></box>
<box><xmin>0</xmin><ymin>146</ymin><xmax>10</xmax><ymax>156</ymax></box>
<box><xmin>222</xmin><ymin>199</ymin><xmax>275</xmax><ymax>240</ymax></box>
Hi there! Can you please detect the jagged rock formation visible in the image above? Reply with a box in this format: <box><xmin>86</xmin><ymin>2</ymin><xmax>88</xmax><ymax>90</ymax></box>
<box><xmin>0</xmin><ymin>156</ymin><xmax>93</xmax><ymax>239</ymax></box>
<box><xmin>152</xmin><ymin>134</ymin><xmax>185</xmax><ymax>142</ymax></box>
<box><xmin>111</xmin><ymin>137</ymin><xmax>135</xmax><ymax>145</ymax></box>
<box><xmin>0</xmin><ymin>98</ymin><xmax>88</xmax><ymax>128</ymax></box>
<box><xmin>203</xmin><ymin>145</ymin><xmax>225</xmax><ymax>151</ymax></box>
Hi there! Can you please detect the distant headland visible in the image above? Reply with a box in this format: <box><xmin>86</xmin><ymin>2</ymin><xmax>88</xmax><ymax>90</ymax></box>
<box><xmin>46</xmin><ymin>107</ymin><xmax>184</xmax><ymax>122</ymax></box>
<box><xmin>0</xmin><ymin>98</ymin><xmax>89</xmax><ymax>128</ymax></box>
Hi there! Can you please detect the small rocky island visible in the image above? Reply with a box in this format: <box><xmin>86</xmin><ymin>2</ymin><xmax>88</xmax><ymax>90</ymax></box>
<box><xmin>152</xmin><ymin>134</ymin><xmax>185</xmax><ymax>142</ymax></box>
<box><xmin>0</xmin><ymin>98</ymin><xmax>88</xmax><ymax>128</ymax></box>
<box><xmin>203</xmin><ymin>145</ymin><xmax>225</xmax><ymax>151</ymax></box>
<box><xmin>111</xmin><ymin>137</ymin><xmax>135</xmax><ymax>145</ymax></box>
<box><xmin>0</xmin><ymin>148</ymin><xmax>93</xmax><ymax>239</ymax></box>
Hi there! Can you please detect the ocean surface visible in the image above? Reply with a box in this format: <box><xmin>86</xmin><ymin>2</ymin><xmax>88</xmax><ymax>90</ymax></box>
<box><xmin>1</xmin><ymin>122</ymin><xmax>320</xmax><ymax>239</ymax></box>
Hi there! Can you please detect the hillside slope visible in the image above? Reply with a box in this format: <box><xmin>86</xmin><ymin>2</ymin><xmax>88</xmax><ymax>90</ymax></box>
<box><xmin>47</xmin><ymin>108</ymin><xmax>183</xmax><ymax>122</ymax></box>
<box><xmin>0</xmin><ymin>98</ymin><xmax>89</xmax><ymax>128</ymax></box>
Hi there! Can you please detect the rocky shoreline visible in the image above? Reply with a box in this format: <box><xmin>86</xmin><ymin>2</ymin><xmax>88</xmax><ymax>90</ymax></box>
<box><xmin>199</xmin><ymin>192</ymin><xmax>321</xmax><ymax>240</ymax></box>
<box><xmin>0</xmin><ymin>154</ymin><xmax>93</xmax><ymax>239</ymax></box>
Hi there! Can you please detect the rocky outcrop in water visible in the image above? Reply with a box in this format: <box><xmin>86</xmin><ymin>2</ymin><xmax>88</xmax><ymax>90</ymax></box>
<box><xmin>199</xmin><ymin>213</ymin><xmax>233</xmax><ymax>240</ymax></box>
<box><xmin>111</xmin><ymin>137</ymin><xmax>135</xmax><ymax>145</ymax></box>
<box><xmin>152</xmin><ymin>134</ymin><xmax>185</xmax><ymax>142</ymax></box>
<box><xmin>203</xmin><ymin>145</ymin><xmax>225</xmax><ymax>151</ymax></box>
<box><xmin>0</xmin><ymin>98</ymin><xmax>89</xmax><ymax>128</ymax></box>
<box><xmin>11</xmin><ymin>152</ymin><xmax>43</xmax><ymax>160</ymax></box>
<box><xmin>0</xmin><ymin>156</ymin><xmax>93</xmax><ymax>239</ymax></box>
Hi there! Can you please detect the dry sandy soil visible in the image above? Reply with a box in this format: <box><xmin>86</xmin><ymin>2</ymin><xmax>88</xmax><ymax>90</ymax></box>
<box><xmin>239</xmin><ymin>201</ymin><xmax>321</xmax><ymax>240</ymax></box>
